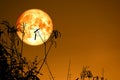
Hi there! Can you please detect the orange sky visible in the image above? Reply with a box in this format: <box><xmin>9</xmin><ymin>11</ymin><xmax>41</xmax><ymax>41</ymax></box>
<box><xmin>0</xmin><ymin>0</ymin><xmax>120</xmax><ymax>80</ymax></box>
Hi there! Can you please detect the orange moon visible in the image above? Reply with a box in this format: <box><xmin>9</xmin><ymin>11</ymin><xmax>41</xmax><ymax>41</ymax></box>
<box><xmin>16</xmin><ymin>9</ymin><xmax>53</xmax><ymax>46</ymax></box>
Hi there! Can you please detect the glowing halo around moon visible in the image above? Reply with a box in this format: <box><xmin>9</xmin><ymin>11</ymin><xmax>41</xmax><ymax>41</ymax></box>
<box><xmin>16</xmin><ymin>9</ymin><xmax>53</xmax><ymax>46</ymax></box>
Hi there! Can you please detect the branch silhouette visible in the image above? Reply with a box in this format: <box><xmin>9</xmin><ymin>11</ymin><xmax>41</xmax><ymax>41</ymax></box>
<box><xmin>0</xmin><ymin>20</ymin><xmax>61</xmax><ymax>80</ymax></box>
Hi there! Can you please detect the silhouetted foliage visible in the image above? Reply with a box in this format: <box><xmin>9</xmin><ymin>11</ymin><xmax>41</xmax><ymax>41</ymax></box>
<box><xmin>80</xmin><ymin>66</ymin><xmax>93</xmax><ymax>80</ymax></box>
<box><xmin>0</xmin><ymin>20</ymin><xmax>61</xmax><ymax>80</ymax></box>
<box><xmin>79</xmin><ymin>66</ymin><xmax>107</xmax><ymax>80</ymax></box>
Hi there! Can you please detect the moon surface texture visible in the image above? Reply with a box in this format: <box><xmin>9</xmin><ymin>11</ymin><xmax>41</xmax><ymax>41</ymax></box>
<box><xmin>16</xmin><ymin>9</ymin><xmax>53</xmax><ymax>46</ymax></box>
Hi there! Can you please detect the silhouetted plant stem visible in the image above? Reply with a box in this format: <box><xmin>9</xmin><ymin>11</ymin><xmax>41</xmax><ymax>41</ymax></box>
<box><xmin>20</xmin><ymin>23</ymin><xmax>25</xmax><ymax>57</ymax></box>
<box><xmin>20</xmin><ymin>23</ymin><xmax>25</xmax><ymax>76</ymax></box>
<box><xmin>38</xmin><ymin>41</ymin><xmax>53</xmax><ymax>74</ymax></box>
<box><xmin>67</xmin><ymin>59</ymin><xmax>71</xmax><ymax>80</ymax></box>
<box><xmin>45</xmin><ymin>61</ymin><xmax>54</xmax><ymax>80</ymax></box>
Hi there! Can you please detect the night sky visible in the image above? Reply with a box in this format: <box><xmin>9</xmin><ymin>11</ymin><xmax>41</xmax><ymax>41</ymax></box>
<box><xmin>0</xmin><ymin>0</ymin><xmax>120</xmax><ymax>80</ymax></box>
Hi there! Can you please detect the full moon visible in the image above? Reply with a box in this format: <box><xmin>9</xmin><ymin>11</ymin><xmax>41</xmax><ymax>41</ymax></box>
<box><xmin>16</xmin><ymin>9</ymin><xmax>53</xmax><ymax>46</ymax></box>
